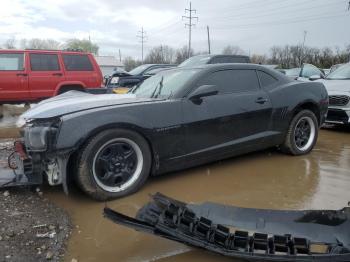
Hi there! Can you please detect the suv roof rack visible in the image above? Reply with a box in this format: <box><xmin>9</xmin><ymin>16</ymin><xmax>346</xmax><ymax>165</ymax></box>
<box><xmin>24</xmin><ymin>48</ymin><xmax>84</xmax><ymax>52</ymax></box>
<box><xmin>24</xmin><ymin>48</ymin><xmax>62</xmax><ymax>51</ymax></box>
<box><xmin>63</xmin><ymin>48</ymin><xmax>84</xmax><ymax>52</ymax></box>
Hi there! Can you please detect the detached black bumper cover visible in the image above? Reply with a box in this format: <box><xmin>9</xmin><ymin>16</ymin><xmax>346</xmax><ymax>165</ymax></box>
<box><xmin>104</xmin><ymin>193</ymin><xmax>350</xmax><ymax>262</ymax></box>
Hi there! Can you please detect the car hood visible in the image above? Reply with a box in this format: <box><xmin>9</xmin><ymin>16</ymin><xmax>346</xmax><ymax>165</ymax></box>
<box><xmin>317</xmin><ymin>79</ymin><xmax>350</xmax><ymax>93</ymax></box>
<box><xmin>19</xmin><ymin>91</ymin><xmax>154</xmax><ymax>120</ymax></box>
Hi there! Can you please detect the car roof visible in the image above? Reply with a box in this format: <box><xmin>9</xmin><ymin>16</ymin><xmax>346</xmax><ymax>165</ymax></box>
<box><xmin>142</xmin><ymin>64</ymin><xmax>177</xmax><ymax>66</ymax></box>
<box><xmin>180</xmin><ymin>63</ymin><xmax>271</xmax><ymax>71</ymax></box>
<box><xmin>193</xmin><ymin>54</ymin><xmax>249</xmax><ymax>58</ymax></box>
<box><xmin>0</xmin><ymin>49</ymin><xmax>90</xmax><ymax>55</ymax></box>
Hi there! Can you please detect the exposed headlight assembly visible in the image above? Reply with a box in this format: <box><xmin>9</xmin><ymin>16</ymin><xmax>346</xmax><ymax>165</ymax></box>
<box><xmin>23</xmin><ymin>118</ymin><xmax>60</xmax><ymax>152</ymax></box>
<box><xmin>24</xmin><ymin>126</ymin><xmax>58</xmax><ymax>151</ymax></box>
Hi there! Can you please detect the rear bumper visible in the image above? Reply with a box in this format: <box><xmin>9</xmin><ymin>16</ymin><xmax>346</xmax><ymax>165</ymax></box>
<box><xmin>326</xmin><ymin>108</ymin><xmax>350</xmax><ymax>125</ymax></box>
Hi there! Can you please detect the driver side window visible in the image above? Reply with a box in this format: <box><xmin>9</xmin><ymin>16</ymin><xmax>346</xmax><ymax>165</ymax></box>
<box><xmin>197</xmin><ymin>69</ymin><xmax>260</xmax><ymax>94</ymax></box>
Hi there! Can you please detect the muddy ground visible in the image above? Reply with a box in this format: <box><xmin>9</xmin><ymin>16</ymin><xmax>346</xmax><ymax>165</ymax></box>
<box><xmin>1</xmin><ymin>105</ymin><xmax>350</xmax><ymax>262</ymax></box>
<box><xmin>48</xmin><ymin>125</ymin><xmax>350</xmax><ymax>262</ymax></box>
<box><xmin>0</xmin><ymin>107</ymin><xmax>71</xmax><ymax>262</ymax></box>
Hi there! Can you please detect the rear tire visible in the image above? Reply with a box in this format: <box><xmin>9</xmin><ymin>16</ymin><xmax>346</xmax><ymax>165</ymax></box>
<box><xmin>281</xmin><ymin>110</ymin><xmax>318</xmax><ymax>155</ymax></box>
<box><xmin>75</xmin><ymin>128</ymin><xmax>151</xmax><ymax>201</ymax></box>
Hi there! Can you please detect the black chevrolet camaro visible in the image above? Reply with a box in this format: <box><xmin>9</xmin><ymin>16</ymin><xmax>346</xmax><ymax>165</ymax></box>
<box><xmin>10</xmin><ymin>64</ymin><xmax>328</xmax><ymax>200</ymax></box>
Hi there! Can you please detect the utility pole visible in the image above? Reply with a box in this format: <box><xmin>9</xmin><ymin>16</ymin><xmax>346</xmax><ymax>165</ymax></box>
<box><xmin>301</xmin><ymin>30</ymin><xmax>307</xmax><ymax>66</ymax></box>
<box><xmin>302</xmin><ymin>30</ymin><xmax>307</xmax><ymax>49</ymax></box>
<box><xmin>348</xmin><ymin>0</ymin><xmax>350</xmax><ymax>63</ymax></box>
<box><xmin>118</xmin><ymin>49</ymin><xmax>122</xmax><ymax>63</ymax></box>
<box><xmin>88</xmin><ymin>34</ymin><xmax>92</xmax><ymax>53</ymax></box>
<box><xmin>137</xmin><ymin>27</ymin><xmax>147</xmax><ymax>63</ymax></box>
<box><xmin>182</xmin><ymin>2</ymin><xmax>198</xmax><ymax>58</ymax></box>
<box><xmin>207</xmin><ymin>26</ymin><xmax>211</xmax><ymax>54</ymax></box>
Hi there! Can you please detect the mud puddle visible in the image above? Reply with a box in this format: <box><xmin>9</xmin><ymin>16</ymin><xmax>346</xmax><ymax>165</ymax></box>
<box><xmin>44</xmin><ymin>127</ymin><xmax>350</xmax><ymax>261</ymax></box>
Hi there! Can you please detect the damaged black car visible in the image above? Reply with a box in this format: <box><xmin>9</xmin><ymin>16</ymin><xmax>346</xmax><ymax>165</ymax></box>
<box><xmin>4</xmin><ymin>64</ymin><xmax>328</xmax><ymax>200</ymax></box>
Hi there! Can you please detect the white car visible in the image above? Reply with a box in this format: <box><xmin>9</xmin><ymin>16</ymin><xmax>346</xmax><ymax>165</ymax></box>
<box><xmin>315</xmin><ymin>63</ymin><xmax>350</xmax><ymax>125</ymax></box>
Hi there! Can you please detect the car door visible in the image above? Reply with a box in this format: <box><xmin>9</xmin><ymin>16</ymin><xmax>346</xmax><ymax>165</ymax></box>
<box><xmin>28</xmin><ymin>52</ymin><xmax>64</xmax><ymax>98</ymax></box>
<box><xmin>0</xmin><ymin>52</ymin><xmax>29</xmax><ymax>101</ymax></box>
<box><xmin>183</xmin><ymin>69</ymin><xmax>272</xmax><ymax>159</ymax></box>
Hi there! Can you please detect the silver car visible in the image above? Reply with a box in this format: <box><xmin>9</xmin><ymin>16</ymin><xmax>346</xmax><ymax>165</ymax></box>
<box><xmin>316</xmin><ymin>63</ymin><xmax>350</xmax><ymax>125</ymax></box>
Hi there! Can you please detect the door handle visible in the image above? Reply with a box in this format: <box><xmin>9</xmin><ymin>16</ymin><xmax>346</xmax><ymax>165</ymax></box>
<box><xmin>16</xmin><ymin>73</ymin><xmax>28</xmax><ymax>76</ymax></box>
<box><xmin>52</xmin><ymin>73</ymin><xmax>63</xmax><ymax>76</ymax></box>
<box><xmin>255</xmin><ymin>97</ymin><xmax>268</xmax><ymax>104</ymax></box>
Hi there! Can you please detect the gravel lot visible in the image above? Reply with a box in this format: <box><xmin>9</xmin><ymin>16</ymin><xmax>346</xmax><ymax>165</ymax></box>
<box><xmin>0</xmin><ymin>139</ymin><xmax>71</xmax><ymax>262</ymax></box>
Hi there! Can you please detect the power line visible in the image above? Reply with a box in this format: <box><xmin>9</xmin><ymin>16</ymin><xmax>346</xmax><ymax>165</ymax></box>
<box><xmin>137</xmin><ymin>27</ymin><xmax>147</xmax><ymax>63</ymax></box>
<box><xmin>182</xmin><ymin>2</ymin><xmax>198</xmax><ymax>58</ymax></box>
<box><xmin>211</xmin><ymin>0</ymin><xmax>342</xmax><ymax>23</ymax></box>
<box><xmin>205</xmin><ymin>11</ymin><xmax>347</xmax><ymax>30</ymax></box>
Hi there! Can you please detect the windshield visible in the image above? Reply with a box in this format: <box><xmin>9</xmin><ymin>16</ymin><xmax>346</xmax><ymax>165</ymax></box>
<box><xmin>131</xmin><ymin>69</ymin><xmax>198</xmax><ymax>98</ymax></box>
<box><xmin>326</xmin><ymin>64</ymin><xmax>350</xmax><ymax>80</ymax></box>
<box><xmin>128</xmin><ymin>64</ymin><xmax>150</xmax><ymax>75</ymax></box>
<box><xmin>178</xmin><ymin>55</ymin><xmax>211</xmax><ymax>67</ymax></box>
<box><xmin>285</xmin><ymin>68</ymin><xmax>301</xmax><ymax>76</ymax></box>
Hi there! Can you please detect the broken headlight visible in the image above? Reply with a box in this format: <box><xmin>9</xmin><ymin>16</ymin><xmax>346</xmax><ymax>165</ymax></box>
<box><xmin>23</xmin><ymin>118</ymin><xmax>60</xmax><ymax>152</ymax></box>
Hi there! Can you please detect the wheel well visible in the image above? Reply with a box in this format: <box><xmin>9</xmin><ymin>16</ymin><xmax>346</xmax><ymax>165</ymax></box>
<box><xmin>67</xmin><ymin>125</ymin><xmax>155</xmax><ymax>178</ymax></box>
<box><xmin>293</xmin><ymin>102</ymin><xmax>320</xmax><ymax>126</ymax></box>
<box><xmin>58</xmin><ymin>85</ymin><xmax>85</xmax><ymax>94</ymax></box>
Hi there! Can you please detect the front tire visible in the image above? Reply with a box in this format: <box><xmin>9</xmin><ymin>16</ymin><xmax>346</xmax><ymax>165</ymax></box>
<box><xmin>75</xmin><ymin>128</ymin><xmax>151</xmax><ymax>201</ymax></box>
<box><xmin>281</xmin><ymin>110</ymin><xmax>318</xmax><ymax>155</ymax></box>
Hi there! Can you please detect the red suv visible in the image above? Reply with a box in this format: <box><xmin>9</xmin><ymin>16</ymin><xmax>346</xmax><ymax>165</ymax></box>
<box><xmin>0</xmin><ymin>49</ymin><xmax>103</xmax><ymax>104</ymax></box>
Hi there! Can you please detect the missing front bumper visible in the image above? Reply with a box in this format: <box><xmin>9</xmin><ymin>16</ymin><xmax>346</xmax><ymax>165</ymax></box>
<box><xmin>0</xmin><ymin>141</ymin><xmax>42</xmax><ymax>188</ymax></box>
<box><xmin>104</xmin><ymin>193</ymin><xmax>350</xmax><ymax>261</ymax></box>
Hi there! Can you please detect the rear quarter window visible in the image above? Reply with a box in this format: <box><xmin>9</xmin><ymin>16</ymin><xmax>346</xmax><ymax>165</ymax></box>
<box><xmin>62</xmin><ymin>54</ymin><xmax>93</xmax><ymax>71</ymax></box>
<box><xmin>30</xmin><ymin>53</ymin><xmax>60</xmax><ymax>71</ymax></box>
<box><xmin>257</xmin><ymin>71</ymin><xmax>278</xmax><ymax>90</ymax></box>
<box><xmin>0</xmin><ymin>53</ymin><xmax>24</xmax><ymax>70</ymax></box>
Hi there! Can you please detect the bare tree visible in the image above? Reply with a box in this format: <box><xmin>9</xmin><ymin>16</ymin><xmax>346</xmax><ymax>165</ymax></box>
<box><xmin>175</xmin><ymin>46</ymin><xmax>194</xmax><ymax>64</ymax></box>
<box><xmin>222</xmin><ymin>45</ymin><xmax>245</xmax><ymax>55</ymax></box>
<box><xmin>144</xmin><ymin>45</ymin><xmax>175</xmax><ymax>64</ymax></box>
<box><xmin>251</xmin><ymin>54</ymin><xmax>267</xmax><ymax>64</ymax></box>
<box><xmin>4</xmin><ymin>38</ymin><xmax>16</xmax><ymax>49</ymax></box>
<box><xmin>123</xmin><ymin>56</ymin><xmax>142</xmax><ymax>71</ymax></box>
<box><xmin>24</xmin><ymin>38</ymin><xmax>61</xmax><ymax>50</ymax></box>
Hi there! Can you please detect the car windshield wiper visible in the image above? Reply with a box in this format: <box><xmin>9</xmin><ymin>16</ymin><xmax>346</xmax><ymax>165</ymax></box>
<box><xmin>150</xmin><ymin>76</ymin><xmax>164</xmax><ymax>98</ymax></box>
<box><xmin>129</xmin><ymin>83</ymin><xmax>142</xmax><ymax>94</ymax></box>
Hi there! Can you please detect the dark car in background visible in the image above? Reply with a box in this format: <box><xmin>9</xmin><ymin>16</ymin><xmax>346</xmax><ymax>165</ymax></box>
<box><xmin>178</xmin><ymin>54</ymin><xmax>251</xmax><ymax>67</ymax></box>
<box><xmin>106</xmin><ymin>64</ymin><xmax>176</xmax><ymax>92</ymax></box>
<box><xmin>12</xmin><ymin>64</ymin><xmax>328</xmax><ymax>200</ymax></box>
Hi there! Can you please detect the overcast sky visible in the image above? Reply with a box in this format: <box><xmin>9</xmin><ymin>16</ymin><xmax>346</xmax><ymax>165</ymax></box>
<box><xmin>1</xmin><ymin>0</ymin><xmax>349</xmax><ymax>59</ymax></box>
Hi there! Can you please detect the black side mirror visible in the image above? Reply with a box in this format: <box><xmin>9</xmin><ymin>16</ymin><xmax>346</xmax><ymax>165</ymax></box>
<box><xmin>189</xmin><ymin>85</ymin><xmax>218</xmax><ymax>102</ymax></box>
<box><xmin>309</xmin><ymin>75</ymin><xmax>321</xmax><ymax>81</ymax></box>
